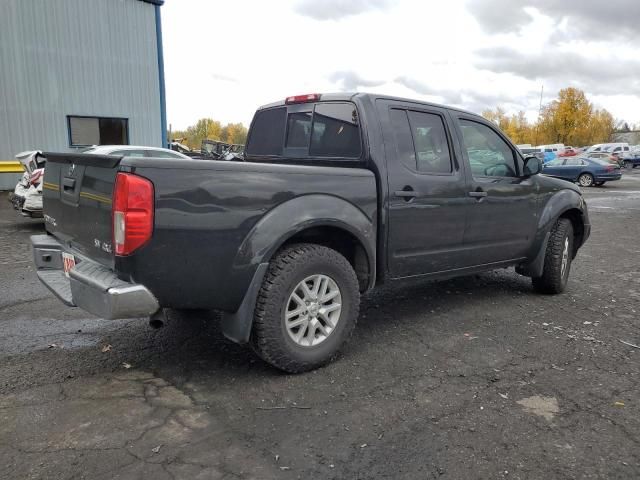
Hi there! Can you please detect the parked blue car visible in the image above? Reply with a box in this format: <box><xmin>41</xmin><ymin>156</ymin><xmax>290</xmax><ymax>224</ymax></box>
<box><xmin>543</xmin><ymin>151</ymin><xmax>556</xmax><ymax>163</ymax></box>
<box><xmin>542</xmin><ymin>157</ymin><xmax>622</xmax><ymax>187</ymax></box>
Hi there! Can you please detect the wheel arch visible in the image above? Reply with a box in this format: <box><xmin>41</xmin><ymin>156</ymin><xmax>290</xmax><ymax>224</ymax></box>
<box><xmin>518</xmin><ymin>190</ymin><xmax>588</xmax><ymax>277</ymax></box>
<box><xmin>233</xmin><ymin>194</ymin><xmax>376</xmax><ymax>292</ymax></box>
<box><xmin>558</xmin><ymin>207</ymin><xmax>585</xmax><ymax>258</ymax></box>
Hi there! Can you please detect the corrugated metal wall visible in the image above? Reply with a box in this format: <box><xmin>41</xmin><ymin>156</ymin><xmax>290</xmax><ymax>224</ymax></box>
<box><xmin>0</xmin><ymin>0</ymin><xmax>162</xmax><ymax>161</ymax></box>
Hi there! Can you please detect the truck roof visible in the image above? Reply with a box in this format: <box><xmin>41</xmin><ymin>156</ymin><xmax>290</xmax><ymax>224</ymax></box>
<box><xmin>257</xmin><ymin>92</ymin><xmax>481</xmax><ymax>118</ymax></box>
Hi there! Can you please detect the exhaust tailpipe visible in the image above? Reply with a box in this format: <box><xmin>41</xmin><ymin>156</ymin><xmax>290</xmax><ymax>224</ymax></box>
<box><xmin>149</xmin><ymin>309</ymin><xmax>167</xmax><ymax>329</ymax></box>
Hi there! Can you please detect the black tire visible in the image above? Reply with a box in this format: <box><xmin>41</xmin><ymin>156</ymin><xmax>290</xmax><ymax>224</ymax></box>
<box><xmin>625</xmin><ymin>161</ymin><xmax>633</xmax><ymax>170</ymax></box>
<box><xmin>532</xmin><ymin>218</ymin><xmax>574</xmax><ymax>294</ymax></box>
<box><xmin>251</xmin><ymin>243</ymin><xmax>360</xmax><ymax>373</ymax></box>
<box><xmin>578</xmin><ymin>173</ymin><xmax>593</xmax><ymax>187</ymax></box>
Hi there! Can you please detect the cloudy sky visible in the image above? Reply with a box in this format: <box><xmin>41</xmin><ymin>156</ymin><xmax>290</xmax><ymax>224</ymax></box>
<box><xmin>162</xmin><ymin>0</ymin><xmax>640</xmax><ymax>130</ymax></box>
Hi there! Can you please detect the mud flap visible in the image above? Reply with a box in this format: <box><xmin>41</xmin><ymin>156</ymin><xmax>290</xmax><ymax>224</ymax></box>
<box><xmin>220</xmin><ymin>263</ymin><xmax>269</xmax><ymax>344</ymax></box>
<box><xmin>516</xmin><ymin>231</ymin><xmax>550</xmax><ymax>278</ymax></box>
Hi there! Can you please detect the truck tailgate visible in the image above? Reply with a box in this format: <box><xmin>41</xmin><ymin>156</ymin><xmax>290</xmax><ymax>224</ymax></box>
<box><xmin>42</xmin><ymin>153</ymin><xmax>121</xmax><ymax>268</ymax></box>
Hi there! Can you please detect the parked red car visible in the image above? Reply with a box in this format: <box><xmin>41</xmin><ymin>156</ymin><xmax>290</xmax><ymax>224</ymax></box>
<box><xmin>557</xmin><ymin>147</ymin><xmax>577</xmax><ymax>157</ymax></box>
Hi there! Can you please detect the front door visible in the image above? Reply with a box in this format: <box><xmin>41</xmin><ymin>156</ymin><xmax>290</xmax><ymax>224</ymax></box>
<box><xmin>453</xmin><ymin>116</ymin><xmax>539</xmax><ymax>265</ymax></box>
<box><xmin>380</xmin><ymin>101</ymin><xmax>469</xmax><ymax>278</ymax></box>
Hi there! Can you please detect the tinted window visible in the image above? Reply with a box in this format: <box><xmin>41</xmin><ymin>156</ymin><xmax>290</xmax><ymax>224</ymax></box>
<box><xmin>68</xmin><ymin>116</ymin><xmax>128</xmax><ymax>147</ymax></box>
<box><xmin>389</xmin><ymin>109</ymin><xmax>415</xmax><ymax>170</ymax></box>
<box><xmin>246</xmin><ymin>107</ymin><xmax>286</xmax><ymax>156</ymax></box>
<box><xmin>285</xmin><ymin>112</ymin><xmax>312</xmax><ymax>148</ymax></box>
<box><xmin>565</xmin><ymin>158</ymin><xmax>584</xmax><ymax>166</ymax></box>
<box><xmin>310</xmin><ymin>103</ymin><xmax>361</xmax><ymax>158</ymax></box>
<box><xmin>546</xmin><ymin>159</ymin><xmax>564</xmax><ymax>166</ymax></box>
<box><xmin>408</xmin><ymin>111</ymin><xmax>452</xmax><ymax>173</ymax></box>
<box><xmin>459</xmin><ymin>119</ymin><xmax>517</xmax><ymax>177</ymax></box>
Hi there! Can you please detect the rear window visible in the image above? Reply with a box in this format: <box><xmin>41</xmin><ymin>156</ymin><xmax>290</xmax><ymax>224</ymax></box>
<box><xmin>285</xmin><ymin>112</ymin><xmax>312</xmax><ymax>148</ymax></box>
<box><xmin>246</xmin><ymin>102</ymin><xmax>361</xmax><ymax>159</ymax></box>
<box><xmin>246</xmin><ymin>107</ymin><xmax>287</xmax><ymax>156</ymax></box>
<box><xmin>309</xmin><ymin>103</ymin><xmax>361</xmax><ymax>158</ymax></box>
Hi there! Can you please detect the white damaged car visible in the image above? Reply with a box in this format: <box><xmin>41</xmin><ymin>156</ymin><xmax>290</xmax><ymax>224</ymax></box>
<box><xmin>8</xmin><ymin>150</ymin><xmax>45</xmax><ymax>218</ymax></box>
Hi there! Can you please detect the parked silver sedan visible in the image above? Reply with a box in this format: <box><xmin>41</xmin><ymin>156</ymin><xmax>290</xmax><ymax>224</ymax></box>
<box><xmin>8</xmin><ymin>145</ymin><xmax>190</xmax><ymax>218</ymax></box>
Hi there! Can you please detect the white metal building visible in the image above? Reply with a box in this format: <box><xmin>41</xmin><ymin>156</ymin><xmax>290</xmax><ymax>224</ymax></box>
<box><xmin>0</xmin><ymin>0</ymin><xmax>166</xmax><ymax>188</ymax></box>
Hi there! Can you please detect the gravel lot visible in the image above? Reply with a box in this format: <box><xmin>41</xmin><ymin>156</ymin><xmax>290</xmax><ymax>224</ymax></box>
<box><xmin>1</xmin><ymin>173</ymin><xmax>639</xmax><ymax>479</ymax></box>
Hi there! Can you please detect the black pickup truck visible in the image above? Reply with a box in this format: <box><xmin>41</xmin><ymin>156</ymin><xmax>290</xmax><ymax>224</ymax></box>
<box><xmin>32</xmin><ymin>93</ymin><xmax>590</xmax><ymax>372</ymax></box>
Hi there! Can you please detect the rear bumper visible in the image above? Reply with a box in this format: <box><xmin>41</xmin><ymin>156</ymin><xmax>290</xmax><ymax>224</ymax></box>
<box><xmin>594</xmin><ymin>173</ymin><xmax>622</xmax><ymax>181</ymax></box>
<box><xmin>9</xmin><ymin>190</ymin><xmax>43</xmax><ymax>217</ymax></box>
<box><xmin>31</xmin><ymin>234</ymin><xmax>159</xmax><ymax>319</ymax></box>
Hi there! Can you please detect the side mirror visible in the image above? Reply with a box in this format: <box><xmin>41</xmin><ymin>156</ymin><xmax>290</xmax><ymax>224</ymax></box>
<box><xmin>523</xmin><ymin>156</ymin><xmax>542</xmax><ymax>176</ymax></box>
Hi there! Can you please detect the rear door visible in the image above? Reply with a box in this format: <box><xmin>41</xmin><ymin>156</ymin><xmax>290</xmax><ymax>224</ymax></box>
<box><xmin>379</xmin><ymin>100</ymin><xmax>469</xmax><ymax>277</ymax></box>
<box><xmin>452</xmin><ymin>115</ymin><xmax>539</xmax><ymax>265</ymax></box>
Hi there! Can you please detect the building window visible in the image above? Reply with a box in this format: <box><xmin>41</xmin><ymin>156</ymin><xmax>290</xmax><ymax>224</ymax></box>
<box><xmin>68</xmin><ymin>116</ymin><xmax>129</xmax><ymax>147</ymax></box>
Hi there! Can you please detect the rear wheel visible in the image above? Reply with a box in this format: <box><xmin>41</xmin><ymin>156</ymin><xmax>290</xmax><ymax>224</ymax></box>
<box><xmin>532</xmin><ymin>218</ymin><xmax>574</xmax><ymax>294</ymax></box>
<box><xmin>625</xmin><ymin>161</ymin><xmax>634</xmax><ymax>170</ymax></box>
<box><xmin>251</xmin><ymin>243</ymin><xmax>360</xmax><ymax>373</ymax></box>
<box><xmin>578</xmin><ymin>173</ymin><xmax>593</xmax><ymax>187</ymax></box>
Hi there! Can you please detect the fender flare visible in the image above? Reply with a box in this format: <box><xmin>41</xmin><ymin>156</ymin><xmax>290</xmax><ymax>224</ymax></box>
<box><xmin>518</xmin><ymin>189</ymin><xmax>586</xmax><ymax>278</ymax></box>
<box><xmin>233</xmin><ymin>194</ymin><xmax>375</xmax><ymax>283</ymax></box>
<box><xmin>221</xmin><ymin>194</ymin><xmax>376</xmax><ymax>344</ymax></box>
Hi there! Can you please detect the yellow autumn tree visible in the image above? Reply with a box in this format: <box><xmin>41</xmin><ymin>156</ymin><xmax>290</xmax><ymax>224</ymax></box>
<box><xmin>537</xmin><ymin>88</ymin><xmax>593</xmax><ymax>145</ymax></box>
<box><xmin>483</xmin><ymin>88</ymin><xmax>616</xmax><ymax>147</ymax></box>
<box><xmin>482</xmin><ymin>109</ymin><xmax>534</xmax><ymax>145</ymax></box>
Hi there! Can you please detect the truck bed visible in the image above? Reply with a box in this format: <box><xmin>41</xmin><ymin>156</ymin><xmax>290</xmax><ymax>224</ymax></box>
<box><xmin>41</xmin><ymin>154</ymin><xmax>377</xmax><ymax>312</ymax></box>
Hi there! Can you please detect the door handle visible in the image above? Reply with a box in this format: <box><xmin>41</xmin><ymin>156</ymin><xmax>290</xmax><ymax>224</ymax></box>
<box><xmin>393</xmin><ymin>185</ymin><xmax>418</xmax><ymax>200</ymax></box>
<box><xmin>62</xmin><ymin>177</ymin><xmax>76</xmax><ymax>191</ymax></box>
<box><xmin>468</xmin><ymin>191</ymin><xmax>487</xmax><ymax>198</ymax></box>
<box><xmin>394</xmin><ymin>190</ymin><xmax>418</xmax><ymax>198</ymax></box>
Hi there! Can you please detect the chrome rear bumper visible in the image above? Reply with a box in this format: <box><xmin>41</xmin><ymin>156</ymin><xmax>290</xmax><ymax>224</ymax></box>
<box><xmin>31</xmin><ymin>234</ymin><xmax>159</xmax><ymax>319</ymax></box>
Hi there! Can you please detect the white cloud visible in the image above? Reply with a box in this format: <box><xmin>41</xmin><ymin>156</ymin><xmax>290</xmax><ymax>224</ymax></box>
<box><xmin>293</xmin><ymin>0</ymin><xmax>396</xmax><ymax>20</ymax></box>
<box><xmin>161</xmin><ymin>0</ymin><xmax>640</xmax><ymax>130</ymax></box>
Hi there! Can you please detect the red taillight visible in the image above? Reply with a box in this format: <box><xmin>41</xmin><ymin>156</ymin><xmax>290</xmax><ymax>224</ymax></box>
<box><xmin>605</xmin><ymin>165</ymin><xmax>614</xmax><ymax>172</ymax></box>
<box><xmin>112</xmin><ymin>172</ymin><xmax>154</xmax><ymax>256</ymax></box>
<box><xmin>285</xmin><ymin>93</ymin><xmax>321</xmax><ymax>104</ymax></box>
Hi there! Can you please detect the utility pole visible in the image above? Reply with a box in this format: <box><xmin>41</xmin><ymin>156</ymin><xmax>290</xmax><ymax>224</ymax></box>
<box><xmin>534</xmin><ymin>84</ymin><xmax>544</xmax><ymax>146</ymax></box>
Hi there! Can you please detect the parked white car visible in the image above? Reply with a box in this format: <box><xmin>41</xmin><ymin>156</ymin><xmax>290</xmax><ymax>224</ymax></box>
<box><xmin>8</xmin><ymin>151</ymin><xmax>46</xmax><ymax>217</ymax></box>
<box><xmin>8</xmin><ymin>146</ymin><xmax>190</xmax><ymax>218</ymax></box>
<box><xmin>602</xmin><ymin>143</ymin><xmax>631</xmax><ymax>159</ymax></box>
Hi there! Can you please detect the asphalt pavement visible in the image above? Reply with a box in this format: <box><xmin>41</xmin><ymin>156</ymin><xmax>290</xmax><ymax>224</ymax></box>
<box><xmin>1</xmin><ymin>172</ymin><xmax>639</xmax><ymax>479</ymax></box>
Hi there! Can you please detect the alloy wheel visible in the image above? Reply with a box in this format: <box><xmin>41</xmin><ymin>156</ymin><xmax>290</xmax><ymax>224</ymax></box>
<box><xmin>284</xmin><ymin>274</ymin><xmax>342</xmax><ymax>347</ymax></box>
